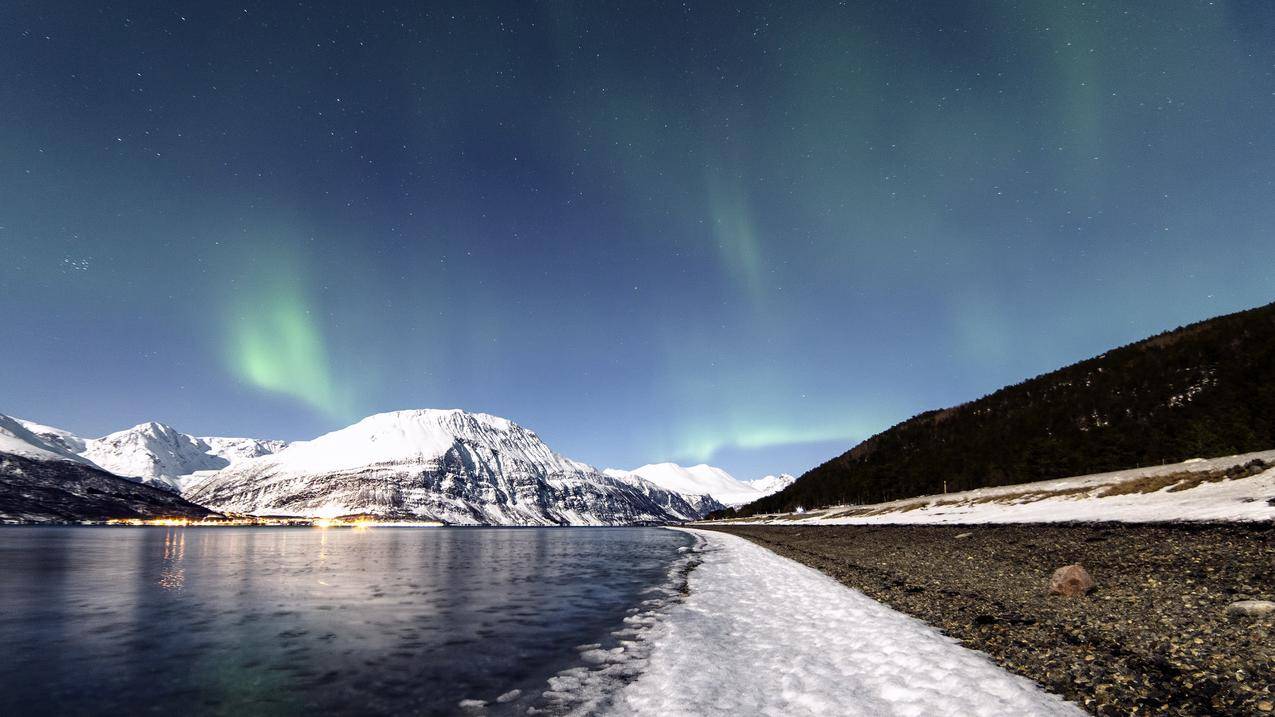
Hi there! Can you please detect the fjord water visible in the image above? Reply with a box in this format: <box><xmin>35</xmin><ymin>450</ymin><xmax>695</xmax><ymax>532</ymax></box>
<box><xmin>0</xmin><ymin>526</ymin><xmax>693</xmax><ymax>715</ymax></box>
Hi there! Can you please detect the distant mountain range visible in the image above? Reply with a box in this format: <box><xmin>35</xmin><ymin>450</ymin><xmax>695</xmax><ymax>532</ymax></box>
<box><xmin>0</xmin><ymin>409</ymin><xmax>733</xmax><ymax>525</ymax></box>
<box><xmin>603</xmin><ymin>463</ymin><xmax>793</xmax><ymax>507</ymax></box>
<box><xmin>16</xmin><ymin>418</ymin><xmax>289</xmax><ymax>492</ymax></box>
<box><xmin>0</xmin><ymin>416</ymin><xmax>213</xmax><ymax>523</ymax></box>
<box><xmin>733</xmin><ymin>301</ymin><xmax>1275</xmax><ymax>516</ymax></box>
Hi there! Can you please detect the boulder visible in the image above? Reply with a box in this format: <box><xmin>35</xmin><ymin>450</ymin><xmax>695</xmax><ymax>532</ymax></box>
<box><xmin>1225</xmin><ymin>600</ymin><xmax>1275</xmax><ymax>618</ymax></box>
<box><xmin>1048</xmin><ymin>564</ymin><xmax>1096</xmax><ymax>597</ymax></box>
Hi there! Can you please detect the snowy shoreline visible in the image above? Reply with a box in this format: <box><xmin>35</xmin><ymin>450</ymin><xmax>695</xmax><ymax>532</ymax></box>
<box><xmin>602</xmin><ymin>528</ymin><xmax>1083</xmax><ymax>716</ymax></box>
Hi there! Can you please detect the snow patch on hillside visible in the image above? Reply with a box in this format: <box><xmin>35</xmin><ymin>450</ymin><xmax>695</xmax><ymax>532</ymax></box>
<box><xmin>716</xmin><ymin>450</ymin><xmax>1275</xmax><ymax>526</ymax></box>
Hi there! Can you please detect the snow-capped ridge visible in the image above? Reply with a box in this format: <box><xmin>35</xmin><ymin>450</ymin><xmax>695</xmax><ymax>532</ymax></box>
<box><xmin>6</xmin><ymin>414</ymin><xmax>290</xmax><ymax>493</ymax></box>
<box><xmin>200</xmin><ymin>436</ymin><xmax>291</xmax><ymax>462</ymax></box>
<box><xmin>83</xmin><ymin>421</ymin><xmax>234</xmax><ymax>492</ymax></box>
<box><xmin>14</xmin><ymin>418</ymin><xmax>88</xmax><ymax>455</ymax></box>
<box><xmin>0</xmin><ymin>415</ymin><xmax>97</xmax><ymax>465</ymax></box>
<box><xmin>260</xmin><ymin>409</ymin><xmax>562</xmax><ymax>474</ymax></box>
<box><xmin>604</xmin><ymin>462</ymin><xmax>795</xmax><ymax>508</ymax></box>
<box><xmin>747</xmin><ymin>473</ymin><xmax>796</xmax><ymax>495</ymax></box>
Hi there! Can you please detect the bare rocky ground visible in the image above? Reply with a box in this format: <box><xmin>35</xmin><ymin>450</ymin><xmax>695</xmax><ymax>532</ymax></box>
<box><xmin>702</xmin><ymin>523</ymin><xmax>1273</xmax><ymax>716</ymax></box>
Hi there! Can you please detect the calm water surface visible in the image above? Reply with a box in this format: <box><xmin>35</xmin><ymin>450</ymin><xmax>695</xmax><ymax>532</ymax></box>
<box><xmin>0</xmin><ymin>526</ymin><xmax>693</xmax><ymax>716</ymax></box>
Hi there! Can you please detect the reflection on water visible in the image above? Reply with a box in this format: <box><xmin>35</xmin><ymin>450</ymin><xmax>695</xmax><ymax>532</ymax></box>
<box><xmin>159</xmin><ymin>528</ymin><xmax>186</xmax><ymax>591</ymax></box>
<box><xmin>0</xmin><ymin>526</ymin><xmax>691</xmax><ymax>716</ymax></box>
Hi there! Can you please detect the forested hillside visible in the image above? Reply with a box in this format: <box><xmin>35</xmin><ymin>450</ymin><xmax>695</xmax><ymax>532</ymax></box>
<box><xmin>731</xmin><ymin>301</ymin><xmax>1275</xmax><ymax>516</ymax></box>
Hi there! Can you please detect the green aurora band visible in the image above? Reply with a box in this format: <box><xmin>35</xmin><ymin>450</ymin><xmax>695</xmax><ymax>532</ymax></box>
<box><xmin>224</xmin><ymin>262</ymin><xmax>346</xmax><ymax>418</ymax></box>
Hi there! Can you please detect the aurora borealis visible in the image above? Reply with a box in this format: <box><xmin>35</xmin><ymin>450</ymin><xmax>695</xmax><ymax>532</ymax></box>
<box><xmin>2</xmin><ymin>2</ymin><xmax>1273</xmax><ymax>478</ymax></box>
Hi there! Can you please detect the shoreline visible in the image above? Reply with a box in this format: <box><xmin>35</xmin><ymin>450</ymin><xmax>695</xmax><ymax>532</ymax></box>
<box><xmin>700</xmin><ymin>522</ymin><xmax>1273</xmax><ymax>716</ymax></box>
<box><xmin>608</xmin><ymin>527</ymin><xmax>1082</xmax><ymax>715</ymax></box>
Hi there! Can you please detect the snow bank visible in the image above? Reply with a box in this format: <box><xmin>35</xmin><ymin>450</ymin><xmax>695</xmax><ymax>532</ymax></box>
<box><xmin>608</xmin><ymin>529</ymin><xmax>1081</xmax><ymax>716</ymax></box>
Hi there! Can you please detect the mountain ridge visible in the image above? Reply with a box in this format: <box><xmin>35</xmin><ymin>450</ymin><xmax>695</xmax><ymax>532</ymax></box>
<box><xmin>15</xmin><ymin>417</ymin><xmax>290</xmax><ymax>492</ymax></box>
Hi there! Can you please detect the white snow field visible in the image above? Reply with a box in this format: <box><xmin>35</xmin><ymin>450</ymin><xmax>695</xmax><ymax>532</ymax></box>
<box><xmin>715</xmin><ymin>450</ymin><xmax>1275</xmax><ymax>526</ymax></box>
<box><xmin>601</xmin><ymin>529</ymin><xmax>1083</xmax><ymax>717</ymax></box>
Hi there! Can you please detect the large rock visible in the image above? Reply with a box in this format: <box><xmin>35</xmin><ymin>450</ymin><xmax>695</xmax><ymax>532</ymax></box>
<box><xmin>1225</xmin><ymin>600</ymin><xmax>1275</xmax><ymax>617</ymax></box>
<box><xmin>1048</xmin><ymin>564</ymin><xmax>1096</xmax><ymax>597</ymax></box>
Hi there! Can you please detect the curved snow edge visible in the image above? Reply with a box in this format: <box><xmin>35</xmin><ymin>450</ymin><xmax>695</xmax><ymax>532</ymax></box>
<box><xmin>605</xmin><ymin>528</ymin><xmax>1084</xmax><ymax>716</ymax></box>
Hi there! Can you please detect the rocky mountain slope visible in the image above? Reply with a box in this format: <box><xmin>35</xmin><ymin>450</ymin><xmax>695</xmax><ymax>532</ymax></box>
<box><xmin>604</xmin><ymin>463</ymin><xmax>793</xmax><ymax>507</ymax></box>
<box><xmin>186</xmin><ymin>409</ymin><xmax>712</xmax><ymax>524</ymax></box>
<box><xmin>736</xmin><ymin>301</ymin><xmax>1275</xmax><ymax>515</ymax></box>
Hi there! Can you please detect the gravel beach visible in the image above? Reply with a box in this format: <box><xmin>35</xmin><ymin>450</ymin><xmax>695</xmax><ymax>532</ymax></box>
<box><xmin>702</xmin><ymin>523</ymin><xmax>1273</xmax><ymax>716</ymax></box>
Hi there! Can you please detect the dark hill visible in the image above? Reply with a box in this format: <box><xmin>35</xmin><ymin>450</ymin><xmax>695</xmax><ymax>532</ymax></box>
<box><xmin>730</xmin><ymin>301</ymin><xmax>1275</xmax><ymax>516</ymax></box>
<box><xmin>0</xmin><ymin>452</ymin><xmax>216</xmax><ymax>523</ymax></box>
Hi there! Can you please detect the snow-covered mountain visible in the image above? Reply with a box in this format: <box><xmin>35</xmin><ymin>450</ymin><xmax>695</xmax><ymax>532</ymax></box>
<box><xmin>603</xmin><ymin>470</ymin><xmax>727</xmax><ymax>517</ymax></box>
<box><xmin>13</xmin><ymin>417</ymin><xmax>290</xmax><ymax>493</ymax></box>
<box><xmin>603</xmin><ymin>463</ymin><xmax>795</xmax><ymax>508</ymax></box>
<box><xmin>0</xmin><ymin>413</ymin><xmax>216</xmax><ymax>523</ymax></box>
<box><xmin>186</xmin><ymin>409</ymin><xmax>713</xmax><ymax>525</ymax></box>
<box><xmin>82</xmin><ymin>422</ymin><xmax>233</xmax><ymax>492</ymax></box>
<box><xmin>749</xmin><ymin>473</ymin><xmax>796</xmax><ymax>495</ymax></box>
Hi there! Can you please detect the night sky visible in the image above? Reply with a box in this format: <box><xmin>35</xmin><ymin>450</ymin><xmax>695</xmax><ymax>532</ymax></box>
<box><xmin>3</xmin><ymin>2</ymin><xmax>1273</xmax><ymax>479</ymax></box>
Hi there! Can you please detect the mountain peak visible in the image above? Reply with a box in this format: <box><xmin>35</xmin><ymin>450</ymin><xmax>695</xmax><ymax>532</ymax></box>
<box><xmin>253</xmin><ymin>408</ymin><xmax>554</xmax><ymax>476</ymax></box>
<box><xmin>108</xmin><ymin>420</ymin><xmax>186</xmax><ymax>444</ymax></box>
<box><xmin>352</xmin><ymin>409</ymin><xmax>520</xmax><ymax>434</ymax></box>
